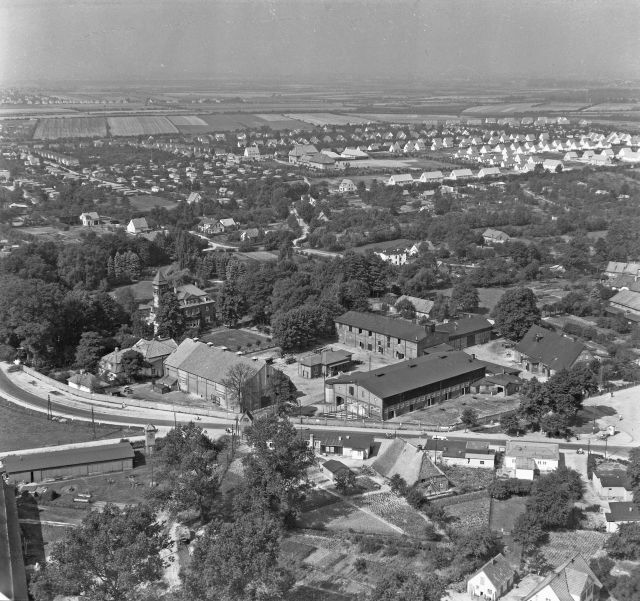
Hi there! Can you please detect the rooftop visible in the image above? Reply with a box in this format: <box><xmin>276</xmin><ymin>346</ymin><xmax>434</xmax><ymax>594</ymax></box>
<box><xmin>606</xmin><ymin>502</ymin><xmax>640</xmax><ymax>522</ymax></box>
<box><xmin>435</xmin><ymin>316</ymin><xmax>492</xmax><ymax>338</ymax></box>
<box><xmin>515</xmin><ymin>325</ymin><xmax>586</xmax><ymax>372</ymax></box>
<box><xmin>505</xmin><ymin>440</ymin><xmax>559</xmax><ymax>461</ymax></box>
<box><xmin>472</xmin><ymin>553</ymin><xmax>515</xmax><ymax>589</ymax></box>
<box><xmin>335</xmin><ymin>311</ymin><xmax>439</xmax><ymax>343</ymax></box>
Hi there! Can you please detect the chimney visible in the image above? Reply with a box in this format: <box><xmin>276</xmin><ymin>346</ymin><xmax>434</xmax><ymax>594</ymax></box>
<box><xmin>338</xmin><ymin>436</ymin><xmax>342</xmax><ymax>441</ymax></box>
<box><xmin>207</xmin><ymin>342</ymin><xmax>213</xmax><ymax>347</ymax></box>
<box><xmin>309</xmin><ymin>433</ymin><xmax>314</xmax><ymax>447</ymax></box>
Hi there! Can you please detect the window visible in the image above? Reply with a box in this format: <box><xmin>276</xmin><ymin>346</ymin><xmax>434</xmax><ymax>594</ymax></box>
<box><xmin>397</xmin><ymin>338</ymin><xmax>401</xmax><ymax>343</ymax></box>
<box><xmin>348</xmin><ymin>325</ymin><xmax>352</xmax><ymax>332</ymax></box>
<box><xmin>358</xmin><ymin>328</ymin><xmax>362</xmax><ymax>334</ymax></box>
<box><xmin>368</xmin><ymin>330</ymin><xmax>372</xmax><ymax>336</ymax></box>
<box><xmin>348</xmin><ymin>386</ymin><xmax>354</xmax><ymax>395</ymax></box>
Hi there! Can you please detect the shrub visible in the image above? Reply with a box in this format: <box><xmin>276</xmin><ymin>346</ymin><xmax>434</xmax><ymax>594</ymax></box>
<box><xmin>358</xmin><ymin>538</ymin><xmax>383</xmax><ymax>554</ymax></box>
<box><xmin>354</xmin><ymin>557</ymin><xmax>367</xmax><ymax>572</ymax></box>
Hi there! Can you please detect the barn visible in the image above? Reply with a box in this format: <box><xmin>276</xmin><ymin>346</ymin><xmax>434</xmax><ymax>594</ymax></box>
<box><xmin>1</xmin><ymin>441</ymin><xmax>135</xmax><ymax>483</ymax></box>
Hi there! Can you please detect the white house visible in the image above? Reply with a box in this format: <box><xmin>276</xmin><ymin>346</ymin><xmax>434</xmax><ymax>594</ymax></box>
<box><xmin>543</xmin><ymin>159</ymin><xmax>564</xmax><ymax>172</ymax></box>
<box><xmin>503</xmin><ymin>441</ymin><xmax>559</xmax><ymax>480</ymax></box>
<box><xmin>338</xmin><ymin>179</ymin><xmax>357</xmax><ymax>193</ymax></box>
<box><xmin>448</xmin><ymin>168</ymin><xmax>474</xmax><ymax>180</ymax></box>
<box><xmin>186</xmin><ymin>192</ymin><xmax>202</xmax><ymax>205</ymax></box>
<box><xmin>477</xmin><ymin>167</ymin><xmax>501</xmax><ymax>179</ymax></box>
<box><xmin>387</xmin><ymin>174</ymin><xmax>414</xmax><ymax>186</ymax></box>
<box><xmin>467</xmin><ymin>554</ymin><xmax>515</xmax><ymax>601</ymax></box>
<box><xmin>419</xmin><ymin>170</ymin><xmax>444</xmax><ymax>183</ymax></box>
<box><xmin>592</xmin><ymin>465</ymin><xmax>633</xmax><ymax>501</ymax></box>
<box><xmin>522</xmin><ymin>554</ymin><xmax>601</xmax><ymax>601</ymax></box>
<box><xmin>126</xmin><ymin>217</ymin><xmax>150</xmax><ymax>235</ymax></box>
<box><xmin>605</xmin><ymin>502</ymin><xmax>640</xmax><ymax>533</ymax></box>
<box><xmin>79</xmin><ymin>212</ymin><xmax>100</xmax><ymax>227</ymax></box>
<box><xmin>483</xmin><ymin>228</ymin><xmax>510</xmax><ymax>245</ymax></box>
<box><xmin>243</xmin><ymin>145</ymin><xmax>260</xmax><ymax>160</ymax></box>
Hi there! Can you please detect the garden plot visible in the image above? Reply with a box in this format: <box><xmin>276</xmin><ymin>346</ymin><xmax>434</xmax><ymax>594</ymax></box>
<box><xmin>108</xmin><ymin>116</ymin><xmax>178</xmax><ymax>136</ymax></box>
<box><xmin>298</xmin><ymin>498</ymin><xmax>399</xmax><ymax>535</ymax></box>
<box><xmin>352</xmin><ymin>492</ymin><xmax>428</xmax><ymax>533</ymax></box>
<box><xmin>443</xmin><ymin>496</ymin><xmax>491</xmax><ymax>530</ymax></box>
<box><xmin>540</xmin><ymin>530</ymin><xmax>609</xmax><ymax>567</ymax></box>
<box><xmin>33</xmin><ymin>116</ymin><xmax>107</xmax><ymax>139</ymax></box>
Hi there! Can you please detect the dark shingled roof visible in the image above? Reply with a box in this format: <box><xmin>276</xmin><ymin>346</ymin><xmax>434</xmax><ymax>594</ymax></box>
<box><xmin>515</xmin><ymin>325</ymin><xmax>585</xmax><ymax>372</ymax></box>
<box><xmin>606</xmin><ymin>502</ymin><xmax>640</xmax><ymax>522</ymax></box>
<box><xmin>327</xmin><ymin>351</ymin><xmax>486</xmax><ymax>400</ymax></box>
<box><xmin>322</xmin><ymin>459</ymin><xmax>351</xmax><ymax>475</ymax></box>
<box><xmin>335</xmin><ymin>311</ymin><xmax>438</xmax><ymax>343</ymax></box>
<box><xmin>0</xmin><ymin>481</ymin><xmax>28</xmax><ymax>601</ymax></box>
<box><xmin>2</xmin><ymin>441</ymin><xmax>134</xmax><ymax>474</ymax></box>
<box><xmin>471</xmin><ymin>553</ymin><xmax>515</xmax><ymax>589</ymax></box>
<box><xmin>435</xmin><ymin>316</ymin><xmax>492</xmax><ymax>338</ymax></box>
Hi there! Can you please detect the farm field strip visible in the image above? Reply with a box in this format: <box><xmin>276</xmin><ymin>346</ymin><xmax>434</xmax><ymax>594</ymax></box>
<box><xmin>33</xmin><ymin>117</ymin><xmax>108</xmax><ymax>139</ymax></box>
<box><xmin>108</xmin><ymin>115</ymin><xmax>178</xmax><ymax>136</ymax></box>
<box><xmin>285</xmin><ymin>113</ymin><xmax>374</xmax><ymax>126</ymax></box>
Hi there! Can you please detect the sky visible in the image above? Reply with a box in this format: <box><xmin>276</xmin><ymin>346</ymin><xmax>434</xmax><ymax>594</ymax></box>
<box><xmin>1</xmin><ymin>0</ymin><xmax>639</xmax><ymax>85</ymax></box>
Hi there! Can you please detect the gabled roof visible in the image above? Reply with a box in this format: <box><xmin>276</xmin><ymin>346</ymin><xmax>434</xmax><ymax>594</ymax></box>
<box><xmin>129</xmin><ymin>217</ymin><xmax>148</xmax><ymax>230</ymax></box>
<box><xmin>609</xmin><ymin>289</ymin><xmax>640</xmax><ymax>313</ymax></box>
<box><xmin>152</xmin><ymin>270</ymin><xmax>168</xmax><ymax>285</ymax></box>
<box><xmin>299</xmin><ymin>349</ymin><xmax>352</xmax><ymax>367</ymax></box>
<box><xmin>505</xmin><ymin>440</ymin><xmax>559</xmax><ymax>461</ymax></box>
<box><xmin>606</xmin><ymin>502</ymin><xmax>640</xmax><ymax>522</ymax></box>
<box><xmin>395</xmin><ymin>295</ymin><xmax>434</xmax><ymax>315</ymax></box>
<box><xmin>68</xmin><ymin>372</ymin><xmax>109</xmax><ymax>391</ymax></box>
<box><xmin>435</xmin><ymin>316</ymin><xmax>492</xmax><ymax>338</ymax></box>
<box><xmin>323</xmin><ymin>459</ymin><xmax>351</xmax><ymax>475</ymax></box>
<box><xmin>80</xmin><ymin>211</ymin><xmax>100</xmax><ymax>220</ymax></box>
<box><xmin>372</xmin><ymin>438</ymin><xmax>447</xmax><ymax>486</ymax></box>
<box><xmin>515</xmin><ymin>325</ymin><xmax>585</xmax><ymax>372</ymax></box>
<box><xmin>470</xmin><ymin>553</ymin><xmax>515</xmax><ymax>589</ymax></box>
<box><xmin>523</xmin><ymin>554</ymin><xmax>601</xmax><ymax>601</ymax></box>
<box><xmin>132</xmin><ymin>338</ymin><xmax>178</xmax><ymax>360</ymax></box>
<box><xmin>335</xmin><ymin>311</ymin><xmax>433</xmax><ymax>342</ymax></box>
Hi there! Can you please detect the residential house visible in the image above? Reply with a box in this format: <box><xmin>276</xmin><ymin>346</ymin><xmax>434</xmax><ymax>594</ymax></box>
<box><xmin>514</xmin><ymin>325</ymin><xmax>591</xmax><ymax>377</ymax></box>
<box><xmin>186</xmin><ymin>192</ymin><xmax>202</xmax><ymax>205</ymax></box>
<box><xmin>522</xmin><ymin>554</ymin><xmax>601</xmax><ymax>601</ymax></box>
<box><xmin>215</xmin><ymin>217</ymin><xmax>238</xmax><ymax>233</ymax></box>
<box><xmin>322</xmin><ymin>459</ymin><xmax>353</xmax><ymax>481</ymax></box>
<box><xmin>503</xmin><ymin>441</ymin><xmax>559</xmax><ymax>480</ymax></box>
<box><xmin>126</xmin><ymin>217</ymin><xmax>150</xmax><ymax>235</ymax></box>
<box><xmin>605</xmin><ymin>502</ymin><xmax>640</xmax><ymax>532</ymax></box>
<box><xmin>375</xmin><ymin>247</ymin><xmax>409</xmax><ymax>266</ymax></box>
<box><xmin>325</xmin><ymin>350</ymin><xmax>486</xmax><ymax>420</ymax></box>
<box><xmin>449</xmin><ymin>169</ymin><xmax>474</xmax><ymax>181</ymax></box>
<box><xmin>477</xmin><ymin>167</ymin><xmax>501</xmax><ymax>179</ymax></box>
<box><xmin>471</xmin><ymin>373</ymin><xmax>522</xmax><ymax>397</ymax></box>
<box><xmin>435</xmin><ymin>316</ymin><xmax>492</xmax><ymax>350</ymax></box>
<box><xmin>592</xmin><ymin>464</ymin><xmax>634</xmax><ymax>501</ymax></box>
<box><xmin>543</xmin><ymin>159</ymin><xmax>564</xmax><ymax>172</ymax></box>
<box><xmin>67</xmin><ymin>372</ymin><xmax>110</xmax><ymax>394</ymax></box>
<box><xmin>240</xmin><ymin>227</ymin><xmax>260</xmax><ymax>242</ymax></box>
<box><xmin>338</xmin><ymin>178</ymin><xmax>357</xmax><ymax>193</ymax></box>
<box><xmin>301</xmin><ymin>153</ymin><xmax>336</xmax><ymax>170</ymax></box>
<box><xmin>387</xmin><ymin>173</ymin><xmax>414</xmax><ymax>186</ymax></box>
<box><xmin>394</xmin><ymin>295</ymin><xmax>434</xmax><ymax>319</ymax></box>
<box><xmin>243</xmin><ymin>145</ymin><xmax>260</xmax><ymax>160</ymax></box>
<box><xmin>297</xmin><ymin>349</ymin><xmax>353</xmax><ymax>379</ymax></box>
<box><xmin>99</xmin><ymin>338</ymin><xmax>178</xmax><ymax>381</ymax></box>
<box><xmin>289</xmin><ymin>144</ymin><xmax>318</xmax><ymax>164</ymax></box>
<box><xmin>306</xmin><ymin>432</ymin><xmax>373</xmax><ymax>460</ymax></box>
<box><xmin>372</xmin><ymin>438</ymin><xmax>449</xmax><ymax>493</ymax></box>
<box><xmin>161</xmin><ymin>338</ymin><xmax>274</xmax><ymax>410</ymax></box>
<box><xmin>79</xmin><ymin>211</ymin><xmax>100</xmax><ymax>227</ymax></box>
<box><xmin>419</xmin><ymin>170</ymin><xmax>444</xmax><ymax>183</ymax></box>
<box><xmin>467</xmin><ymin>554</ymin><xmax>516</xmax><ymax>600</ymax></box>
<box><xmin>483</xmin><ymin>228</ymin><xmax>510</xmax><ymax>244</ymax></box>
<box><xmin>603</xmin><ymin>261</ymin><xmax>640</xmax><ymax>280</ymax></box>
<box><xmin>428</xmin><ymin>440</ymin><xmax>496</xmax><ymax>469</ymax></box>
<box><xmin>334</xmin><ymin>311</ymin><xmax>449</xmax><ymax>360</ymax></box>
<box><xmin>608</xmin><ymin>289</ymin><xmax>640</xmax><ymax>322</ymax></box>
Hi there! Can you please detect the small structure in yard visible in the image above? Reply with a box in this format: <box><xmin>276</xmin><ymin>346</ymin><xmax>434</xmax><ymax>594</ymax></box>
<box><xmin>306</xmin><ymin>432</ymin><xmax>373</xmax><ymax>460</ymax></box>
<box><xmin>592</xmin><ymin>463</ymin><xmax>633</xmax><ymax>501</ymax></box>
<box><xmin>467</xmin><ymin>553</ymin><xmax>515</xmax><ymax>600</ymax></box>
<box><xmin>435</xmin><ymin>316</ymin><xmax>493</xmax><ymax>349</ymax></box>
<box><xmin>0</xmin><ymin>480</ymin><xmax>29</xmax><ymax>601</ymax></box>
<box><xmin>426</xmin><ymin>439</ymin><xmax>496</xmax><ymax>469</ymax></box>
<box><xmin>1</xmin><ymin>441</ymin><xmax>135</xmax><ymax>484</ymax></box>
<box><xmin>238</xmin><ymin>410</ymin><xmax>254</xmax><ymax>435</ymax></box>
<box><xmin>67</xmin><ymin>371</ymin><xmax>110</xmax><ymax>393</ymax></box>
<box><xmin>471</xmin><ymin>373</ymin><xmax>523</xmax><ymax>397</ymax></box>
<box><xmin>503</xmin><ymin>440</ymin><xmax>559</xmax><ymax>480</ymax></box>
<box><xmin>372</xmin><ymin>438</ymin><xmax>449</xmax><ymax>494</ymax></box>
<box><xmin>521</xmin><ymin>553</ymin><xmax>601</xmax><ymax>601</ymax></box>
<box><xmin>297</xmin><ymin>349</ymin><xmax>353</xmax><ymax>379</ymax></box>
<box><xmin>605</xmin><ymin>502</ymin><xmax>640</xmax><ymax>533</ymax></box>
<box><xmin>322</xmin><ymin>459</ymin><xmax>353</xmax><ymax>481</ymax></box>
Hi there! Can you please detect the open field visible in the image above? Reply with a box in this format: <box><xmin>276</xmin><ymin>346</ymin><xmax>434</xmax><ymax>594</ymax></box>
<box><xmin>167</xmin><ymin>115</ymin><xmax>211</xmax><ymax>133</ymax></box>
<box><xmin>0</xmin><ymin>395</ymin><xmax>142</xmax><ymax>453</ymax></box>
<box><xmin>489</xmin><ymin>496</ymin><xmax>527</xmax><ymax>534</ymax></box>
<box><xmin>199</xmin><ymin>328</ymin><xmax>273</xmax><ymax>352</ymax></box>
<box><xmin>298</xmin><ymin>498</ymin><xmax>399</xmax><ymax>534</ymax></box>
<box><xmin>128</xmin><ymin>194</ymin><xmax>179</xmax><ymax>211</ymax></box>
<box><xmin>33</xmin><ymin>116</ymin><xmax>108</xmax><ymax>139</ymax></box>
<box><xmin>108</xmin><ymin>115</ymin><xmax>179</xmax><ymax>136</ymax></box>
<box><xmin>286</xmin><ymin>113</ymin><xmax>375</xmax><ymax>126</ymax></box>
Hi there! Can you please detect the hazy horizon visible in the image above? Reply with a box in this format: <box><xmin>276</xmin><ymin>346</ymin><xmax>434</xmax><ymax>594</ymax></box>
<box><xmin>1</xmin><ymin>0</ymin><xmax>639</xmax><ymax>87</ymax></box>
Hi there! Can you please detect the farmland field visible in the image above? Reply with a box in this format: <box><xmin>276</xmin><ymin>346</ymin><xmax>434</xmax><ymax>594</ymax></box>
<box><xmin>200</xmin><ymin>114</ymin><xmax>248</xmax><ymax>131</ymax></box>
<box><xmin>108</xmin><ymin>115</ymin><xmax>178</xmax><ymax>136</ymax></box>
<box><xmin>33</xmin><ymin>117</ymin><xmax>108</xmax><ymax>139</ymax></box>
<box><xmin>286</xmin><ymin>113</ymin><xmax>374</xmax><ymax>126</ymax></box>
<box><xmin>128</xmin><ymin>194</ymin><xmax>179</xmax><ymax>212</ymax></box>
<box><xmin>489</xmin><ymin>496</ymin><xmax>526</xmax><ymax>533</ymax></box>
<box><xmin>540</xmin><ymin>530</ymin><xmax>608</xmax><ymax>567</ymax></box>
<box><xmin>443</xmin><ymin>495</ymin><xmax>491</xmax><ymax>530</ymax></box>
<box><xmin>298</xmin><ymin>498</ymin><xmax>399</xmax><ymax>534</ymax></box>
<box><xmin>167</xmin><ymin>115</ymin><xmax>211</xmax><ymax>133</ymax></box>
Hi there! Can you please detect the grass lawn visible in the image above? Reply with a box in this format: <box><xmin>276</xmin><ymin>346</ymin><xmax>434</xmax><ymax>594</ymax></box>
<box><xmin>200</xmin><ymin>328</ymin><xmax>273</xmax><ymax>352</ymax></box>
<box><xmin>0</xmin><ymin>396</ymin><xmax>143</xmax><ymax>453</ymax></box>
<box><xmin>129</xmin><ymin>194</ymin><xmax>179</xmax><ymax>212</ymax></box>
<box><xmin>444</xmin><ymin>496</ymin><xmax>491</xmax><ymax>530</ymax></box>
<box><xmin>489</xmin><ymin>496</ymin><xmax>527</xmax><ymax>534</ymax></box>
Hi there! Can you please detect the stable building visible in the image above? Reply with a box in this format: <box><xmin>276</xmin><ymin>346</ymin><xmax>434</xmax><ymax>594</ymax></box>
<box><xmin>435</xmin><ymin>316</ymin><xmax>492</xmax><ymax>350</ymax></box>
<box><xmin>334</xmin><ymin>311</ymin><xmax>449</xmax><ymax>360</ymax></box>
<box><xmin>1</xmin><ymin>441</ymin><xmax>135</xmax><ymax>484</ymax></box>
<box><xmin>324</xmin><ymin>351</ymin><xmax>486</xmax><ymax>420</ymax></box>
<box><xmin>297</xmin><ymin>349</ymin><xmax>353</xmax><ymax>379</ymax></box>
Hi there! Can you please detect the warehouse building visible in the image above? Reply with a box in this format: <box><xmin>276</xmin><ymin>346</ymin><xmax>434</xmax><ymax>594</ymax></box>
<box><xmin>1</xmin><ymin>441</ymin><xmax>135</xmax><ymax>484</ymax></box>
<box><xmin>324</xmin><ymin>351</ymin><xmax>486</xmax><ymax>420</ymax></box>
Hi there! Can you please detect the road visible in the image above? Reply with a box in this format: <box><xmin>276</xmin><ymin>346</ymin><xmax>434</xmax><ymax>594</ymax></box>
<box><xmin>0</xmin><ymin>368</ymin><xmax>631</xmax><ymax>457</ymax></box>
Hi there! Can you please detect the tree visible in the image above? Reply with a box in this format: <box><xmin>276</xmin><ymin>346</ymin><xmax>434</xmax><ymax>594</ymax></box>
<box><xmin>450</xmin><ymin>280</ymin><xmax>479</xmax><ymax>314</ymax></box>
<box><xmin>265</xmin><ymin>369</ymin><xmax>298</xmax><ymax>411</ymax></box>
<box><xmin>149</xmin><ymin>423</ymin><xmax>222</xmax><ymax>522</ymax></box>
<box><xmin>242</xmin><ymin>415</ymin><xmax>315</xmax><ymax>525</ymax></box>
<box><xmin>430</xmin><ymin>293</ymin><xmax>450</xmax><ymax>322</ymax></box>
<box><xmin>500</xmin><ymin>413</ymin><xmax>520</xmax><ymax>435</ymax></box>
<box><xmin>155</xmin><ymin>292</ymin><xmax>185</xmax><ymax>339</ymax></box>
<box><xmin>218</xmin><ymin>278</ymin><xmax>246</xmax><ymax>327</ymax></box>
<box><xmin>453</xmin><ymin>526</ymin><xmax>503</xmax><ymax>561</ymax></box>
<box><xmin>74</xmin><ymin>331</ymin><xmax>109</xmax><ymax>371</ymax></box>
<box><xmin>222</xmin><ymin>363</ymin><xmax>258</xmax><ymax>411</ymax></box>
<box><xmin>334</xmin><ymin>469</ymin><xmax>357</xmax><ymax>494</ymax></box>
<box><xmin>461</xmin><ymin>408</ymin><xmax>478</xmax><ymax>428</ymax></box>
<box><xmin>606</xmin><ymin>522</ymin><xmax>640</xmax><ymax>560</ymax></box>
<box><xmin>370</xmin><ymin>571</ymin><xmax>444</xmax><ymax>601</ymax></box>
<box><xmin>526</xmin><ymin>549</ymin><xmax>551</xmax><ymax>575</ymax></box>
<box><xmin>539</xmin><ymin>412</ymin><xmax>570</xmax><ymax>438</ymax></box>
<box><xmin>492</xmin><ymin>287</ymin><xmax>541</xmax><ymax>341</ymax></box>
<box><xmin>395</xmin><ymin>298</ymin><xmax>416</xmax><ymax>320</ymax></box>
<box><xmin>182</xmin><ymin>500</ymin><xmax>292</xmax><ymax>601</ymax></box>
<box><xmin>389</xmin><ymin>474</ymin><xmax>408</xmax><ymax>496</ymax></box>
<box><xmin>628</xmin><ymin>447</ymin><xmax>640</xmax><ymax>503</ymax></box>
<box><xmin>589</xmin><ymin>556</ymin><xmax>616</xmax><ymax>591</ymax></box>
<box><xmin>29</xmin><ymin>503</ymin><xmax>169</xmax><ymax>601</ymax></box>
<box><xmin>120</xmin><ymin>349</ymin><xmax>145</xmax><ymax>382</ymax></box>
<box><xmin>612</xmin><ymin>566</ymin><xmax>640</xmax><ymax>601</ymax></box>
<box><xmin>512</xmin><ymin>512</ymin><xmax>546</xmax><ymax>553</ymax></box>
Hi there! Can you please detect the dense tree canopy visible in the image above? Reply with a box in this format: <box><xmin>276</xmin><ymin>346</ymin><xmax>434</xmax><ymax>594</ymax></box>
<box><xmin>492</xmin><ymin>287</ymin><xmax>541</xmax><ymax>341</ymax></box>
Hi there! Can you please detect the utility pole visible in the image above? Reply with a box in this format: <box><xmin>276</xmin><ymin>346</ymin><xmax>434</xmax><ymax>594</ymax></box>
<box><xmin>91</xmin><ymin>406</ymin><xmax>96</xmax><ymax>439</ymax></box>
<box><xmin>47</xmin><ymin>395</ymin><xmax>52</xmax><ymax>421</ymax></box>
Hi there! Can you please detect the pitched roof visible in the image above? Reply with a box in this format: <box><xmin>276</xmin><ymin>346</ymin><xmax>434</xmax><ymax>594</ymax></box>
<box><xmin>164</xmin><ymin>338</ymin><xmax>264</xmax><ymax>384</ymax></box>
<box><xmin>471</xmin><ymin>553</ymin><xmax>515</xmax><ymax>589</ymax></box>
<box><xmin>605</xmin><ymin>502</ymin><xmax>640</xmax><ymax>522</ymax></box>
<box><xmin>523</xmin><ymin>554</ymin><xmax>601</xmax><ymax>601</ymax></box>
<box><xmin>129</xmin><ymin>217</ymin><xmax>148</xmax><ymax>229</ymax></box>
<box><xmin>372</xmin><ymin>438</ymin><xmax>447</xmax><ymax>486</ymax></box>
<box><xmin>327</xmin><ymin>351</ymin><xmax>486</xmax><ymax>400</ymax></box>
<box><xmin>609</xmin><ymin>289</ymin><xmax>640</xmax><ymax>313</ymax></box>
<box><xmin>68</xmin><ymin>372</ymin><xmax>109</xmax><ymax>391</ymax></box>
<box><xmin>435</xmin><ymin>316</ymin><xmax>492</xmax><ymax>338</ymax></box>
<box><xmin>323</xmin><ymin>459</ymin><xmax>351</xmax><ymax>475</ymax></box>
<box><xmin>395</xmin><ymin>295</ymin><xmax>434</xmax><ymax>315</ymax></box>
<box><xmin>2</xmin><ymin>441</ymin><xmax>134</xmax><ymax>473</ymax></box>
<box><xmin>0</xmin><ymin>481</ymin><xmax>28</xmax><ymax>601</ymax></box>
<box><xmin>131</xmin><ymin>338</ymin><xmax>178</xmax><ymax>360</ymax></box>
<box><xmin>299</xmin><ymin>349</ymin><xmax>352</xmax><ymax>367</ymax></box>
<box><xmin>310</xmin><ymin>432</ymin><xmax>373</xmax><ymax>451</ymax></box>
<box><xmin>335</xmin><ymin>311</ymin><xmax>434</xmax><ymax>342</ymax></box>
<box><xmin>152</xmin><ymin>270</ymin><xmax>167</xmax><ymax>285</ymax></box>
<box><xmin>505</xmin><ymin>440</ymin><xmax>559</xmax><ymax>461</ymax></box>
<box><xmin>515</xmin><ymin>325</ymin><xmax>585</xmax><ymax>372</ymax></box>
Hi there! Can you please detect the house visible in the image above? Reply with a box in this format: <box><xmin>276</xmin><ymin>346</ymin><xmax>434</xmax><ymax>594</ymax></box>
<box><xmin>79</xmin><ymin>211</ymin><xmax>100</xmax><ymax>227</ymax></box>
<box><xmin>592</xmin><ymin>464</ymin><xmax>634</xmax><ymax>501</ymax></box>
<box><xmin>198</xmin><ymin>217</ymin><xmax>220</xmax><ymax>235</ymax></box>
<box><xmin>322</xmin><ymin>459</ymin><xmax>353</xmax><ymax>481</ymax></box>
<box><xmin>603</xmin><ymin>261</ymin><xmax>640</xmax><ymax>280</ymax></box>
<box><xmin>67</xmin><ymin>372</ymin><xmax>109</xmax><ymax>393</ymax></box>
<box><xmin>503</xmin><ymin>441</ymin><xmax>559</xmax><ymax>480</ymax></box>
<box><xmin>126</xmin><ymin>217</ymin><xmax>150</xmax><ymax>235</ymax></box>
<box><xmin>375</xmin><ymin>248</ymin><xmax>409</xmax><ymax>266</ymax></box>
<box><xmin>471</xmin><ymin>373</ymin><xmax>522</xmax><ymax>397</ymax></box>
<box><xmin>522</xmin><ymin>554</ymin><xmax>601</xmax><ymax>601</ymax></box>
<box><xmin>467</xmin><ymin>553</ymin><xmax>516</xmax><ymax>600</ymax></box>
<box><xmin>1</xmin><ymin>441</ymin><xmax>135</xmax><ymax>484</ymax></box>
<box><xmin>301</xmin><ymin>153</ymin><xmax>336</xmax><ymax>170</ymax></box>
<box><xmin>605</xmin><ymin>502</ymin><xmax>640</xmax><ymax>532</ymax></box>
<box><xmin>435</xmin><ymin>316</ymin><xmax>492</xmax><ymax>350</ymax></box>
<box><xmin>448</xmin><ymin>168</ymin><xmax>474</xmax><ymax>181</ymax></box>
<box><xmin>477</xmin><ymin>167</ymin><xmax>501</xmax><ymax>179</ymax></box>
<box><xmin>338</xmin><ymin>178</ymin><xmax>357</xmax><ymax>193</ymax></box>
<box><xmin>608</xmin><ymin>289</ymin><xmax>640</xmax><ymax>322</ymax></box>
<box><xmin>99</xmin><ymin>338</ymin><xmax>178</xmax><ymax>381</ymax></box>
<box><xmin>215</xmin><ymin>217</ymin><xmax>238</xmax><ymax>233</ymax></box>
<box><xmin>186</xmin><ymin>192</ymin><xmax>202</xmax><ymax>204</ymax></box>
<box><xmin>387</xmin><ymin>174</ymin><xmax>414</xmax><ymax>186</ymax></box>
<box><xmin>297</xmin><ymin>349</ymin><xmax>353</xmax><ymax>379</ymax></box>
<box><xmin>161</xmin><ymin>338</ymin><xmax>274</xmax><ymax>411</ymax></box>
<box><xmin>147</xmin><ymin>271</ymin><xmax>215</xmax><ymax>330</ymax></box>
<box><xmin>289</xmin><ymin>144</ymin><xmax>318</xmax><ymax>164</ymax></box>
<box><xmin>243</xmin><ymin>145</ymin><xmax>260</xmax><ymax>160</ymax></box>
<box><xmin>483</xmin><ymin>228</ymin><xmax>510</xmax><ymax>244</ymax></box>
<box><xmin>334</xmin><ymin>311</ymin><xmax>449</xmax><ymax>360</ymax></box>
<box><xmin>240</xmin><ymin>227</ymin><xmax>260</xmax><ymax>242</ymax></box>
<box><xmin>325</xmin><ymin>351</ymin><xmax>486</xmax><ymax>420</ymax></box>
<box><xmin>306</xmin><ymin>432</ymin><xmax>373</xmax><ymax>460</ymax></box>
<box><xmin>0</xmin><ymin>480</ymin><xmax>29</xmax><ymax>601</ymax></box>
<box><xmin>419</xmin><ymin>170</ymin><xmax>444</xmax><ymax>183</ymax></box>
<box><xmin>427</xmin><ymin>439</ymin><xmax>496</xmax><ymax>469</ymax></box>
<box><xmin>372</xmin><ymin>438</ymin><xmax>449</xmax><ymax>493</ymax></box>
<box><xmin>543</xmin><ymin>159</ymin><xmax>564</xmax><ymax>172</ymax></box>
<box><xmin>515</xmin><ymin>325</ymin><xmax>591</xmax><ymax>377</ymax></box>
<box><xmin>394</xmin><ymin>295</ymin><xmax>434</xmax><ymax>319</ymax></box>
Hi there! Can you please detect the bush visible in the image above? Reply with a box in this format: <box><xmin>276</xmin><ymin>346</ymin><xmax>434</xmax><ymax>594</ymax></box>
<box><xmin>488</xmin><ymin>478</ymin><xmax>532</xmax><ymax>499</ymax></box>
<box><xmin>358</xmin><ymin>538</ymin><xmax>383</xmax><ymax>554</ymax></box>
<box><xmin>354</xmin><ymin>557</ymin><xmax>367</xmax><ymax>572</ymax></box>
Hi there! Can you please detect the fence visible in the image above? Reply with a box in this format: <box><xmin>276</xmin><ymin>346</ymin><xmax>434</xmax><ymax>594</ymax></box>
<box><xmin>431</xmin><ymin>489</ymin><xmax>489</xmax><ymax>508</ymax></box>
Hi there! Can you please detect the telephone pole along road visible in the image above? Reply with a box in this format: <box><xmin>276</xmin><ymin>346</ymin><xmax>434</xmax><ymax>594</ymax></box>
<box><xmin>0</xmin><ymin>365</ymin><xmax>631</xmax><ymax>458</ymax></box>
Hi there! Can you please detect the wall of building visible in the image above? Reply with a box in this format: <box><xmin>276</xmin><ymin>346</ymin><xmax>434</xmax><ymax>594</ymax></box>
<box><xmin>8</xmin><ymin>458</ymin><xmax>133</xmax><ymax>483</ymax></box>
<box><xmin>336</xmin><ymin>322</ymin><xmax>421</xmax><ymax>359</ymax></box>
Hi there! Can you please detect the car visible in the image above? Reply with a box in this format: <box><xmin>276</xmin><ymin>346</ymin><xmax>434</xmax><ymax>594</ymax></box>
<box><xmin>576</xmin><ymin>448</ymin><xmax>584</xmax><ymax>454</ymax></box>
<box><xmin>432</xmin><ymin>435</ymin><xmax>448</xmax><ymax>440</ymax></box>
<box><xmin>285</xmin><ymin>356</ymin><xmax>296</xmax><ymax>364</ymax></box>
<box><xmin>225</xmin><ymin>427</ymin><xmax>233</xmax><ymax>434</ymax></box>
